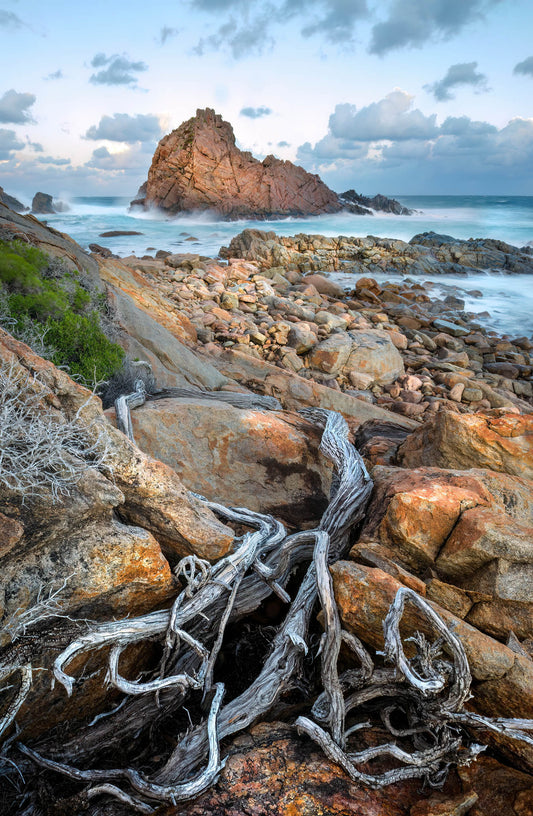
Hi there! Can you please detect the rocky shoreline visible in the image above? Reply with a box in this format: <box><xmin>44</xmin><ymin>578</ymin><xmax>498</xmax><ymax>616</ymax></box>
<box><xmin>109</xmin><ymin>227</ymin><xmax>533</xmax><ymax>426</ymax></box>
<box><xmin>0</xmin><ymin>200</ymin><xmax>532</xmax><ymax>815</ymax></box>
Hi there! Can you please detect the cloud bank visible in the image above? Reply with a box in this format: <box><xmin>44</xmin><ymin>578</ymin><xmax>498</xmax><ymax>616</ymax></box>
<box><xmin>297</xmin><ymin>90</ymin><xmax>533</xmax><ymax>194</ymax></box>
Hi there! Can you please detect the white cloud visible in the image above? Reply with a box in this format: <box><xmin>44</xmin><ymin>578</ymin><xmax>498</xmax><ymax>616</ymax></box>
<box><xmin>85</xmin><ymin>113</ymin><xmax>162</xmax><ymax>143</ymax></box>
<box><xmin>328</xmin><ymin>92</ymin><xmax>438</xmax><ymax>142</ymax></box>
<box><xmin>0</xmin><ymin>129</ymin><xmax>25</xmax><ymax>160</ymax></box>
<box><xmin>426</xmin><ymin>62</ymin><xmax>489</xmax><ymax>101</ymax></box>
<box><xmin>0</xmin><ymin>90</ymin><xmax>36</xmax><ymax>125</ymax></box>
<box><xmin>89</xmin><ymin>53</ymin><xmax>148</xmax><ymax>86</ymax></box>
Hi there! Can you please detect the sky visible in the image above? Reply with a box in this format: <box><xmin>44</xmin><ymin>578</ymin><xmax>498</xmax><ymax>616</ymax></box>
<box><xmin>1</xmin><ymin>0</ymin><xmax>533</xmax><ymax>199</ymax></box>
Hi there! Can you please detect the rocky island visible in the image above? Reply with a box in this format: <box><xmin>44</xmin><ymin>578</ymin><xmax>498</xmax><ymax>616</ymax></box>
<box><xmin>131</xmin><ymin>108</ymin><xmax>411</xmax><ymax>220</ymax></box>
<box><xmin>0</xmin><ymin>198</ymin><xmax>532</xmax><ymax>815</ymax></box>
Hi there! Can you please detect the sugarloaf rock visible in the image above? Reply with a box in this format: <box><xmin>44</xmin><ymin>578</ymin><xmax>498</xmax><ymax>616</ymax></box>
<box><xmin>131</xmin><ymin>108</ymin><xmax>342</xmax><ymax>220</ymax></box>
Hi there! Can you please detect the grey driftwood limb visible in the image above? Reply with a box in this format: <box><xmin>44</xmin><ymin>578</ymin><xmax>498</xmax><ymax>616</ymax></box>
<box><xmin>8</xmin><ymin>408</ymin><xmax>533</xmax><ymax>814</ymax></box>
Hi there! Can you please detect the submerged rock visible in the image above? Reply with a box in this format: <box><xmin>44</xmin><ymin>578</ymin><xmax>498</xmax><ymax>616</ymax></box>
<box><xmin>340</xmin><ymin>188</ymin><xmax>413</xmax><ymax>215</ymax></box>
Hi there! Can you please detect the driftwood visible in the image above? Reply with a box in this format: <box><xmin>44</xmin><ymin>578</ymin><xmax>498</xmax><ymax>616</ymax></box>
<box><xmin>3</xmin><ymin>402</ymin><xmax>533</xmax><ymax>814</ymax></box>
<box><xmin>114</xmin><ymin>369</ymin><xmax>281</xmax><ymax>445</ymax></box>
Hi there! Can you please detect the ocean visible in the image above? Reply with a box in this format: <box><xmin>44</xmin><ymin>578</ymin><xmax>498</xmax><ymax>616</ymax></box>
<box><xmin>36</xmin><ymin>195</ymin><xmax>533</xmax><ymax>338</ymax></box>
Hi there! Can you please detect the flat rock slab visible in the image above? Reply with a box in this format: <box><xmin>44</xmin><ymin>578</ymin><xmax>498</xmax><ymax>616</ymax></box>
<box><xmin>129</xmin><ymin>398</ymin><xmax>333</xmax><ymax>525</ymax></box>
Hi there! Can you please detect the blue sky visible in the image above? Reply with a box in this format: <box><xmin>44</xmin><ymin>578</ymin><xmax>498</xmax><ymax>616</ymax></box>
<box><xmin>1</xmin><ymin>0</ymin><xmax>533</xmax><ymax>198</ymax></box>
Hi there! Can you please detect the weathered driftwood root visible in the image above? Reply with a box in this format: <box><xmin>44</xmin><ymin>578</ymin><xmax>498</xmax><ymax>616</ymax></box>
<box><xmin>114</xmin><ymin>369</ymin><xmax>281</xmax><ymax>446</ymax></box>
<box><xmin>114</xmin><ymin>377</ymin><xmax>147</xmax><ymax>443</ymax></box>
<box><xmin>8</xmin><ymin>408</ymin><xmax>533</xmax><ymax>813</ymax></box>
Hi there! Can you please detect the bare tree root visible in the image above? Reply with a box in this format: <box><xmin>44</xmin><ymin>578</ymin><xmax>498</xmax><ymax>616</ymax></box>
<box><xmin>6</xmin><ymin>408</ymin><xmax>533</xmax><ymax>813</ymax></box>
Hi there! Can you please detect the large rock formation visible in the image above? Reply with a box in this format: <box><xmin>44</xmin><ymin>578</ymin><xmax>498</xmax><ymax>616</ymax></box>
<box><xmin>31</xmin><ymin>192</ymin><xmax>57</xmax><ymax>214</ymax></box>
<box><xmin>0</xmin><ymin>186</ymin><xmax>27</xmax><ymax>212</ymax></box>
<box><xmin>132</xmin><ymin>108</ymin><xmax>342</xmax><ymax>219</ymax></box>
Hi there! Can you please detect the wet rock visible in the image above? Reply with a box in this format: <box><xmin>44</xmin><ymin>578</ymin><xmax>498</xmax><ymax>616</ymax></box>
<box><xmin>31</xmin><ymin>191</ymin><xmax>57</xmax><ymax>214</ymax></box>
<box><xmin>0</xmin><ymin>185</ymin><xmax>27</xmax><ymax>212</ymax></box>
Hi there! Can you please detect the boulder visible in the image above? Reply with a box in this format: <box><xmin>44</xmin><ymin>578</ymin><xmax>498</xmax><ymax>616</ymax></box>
<box><xmin>136</xmin><ymin>108</ymin><xmax>341</xmax><ymax>219</ymax></box>
<box><xmin>286</xmin><ymin>323</ymin><xmax>318</xmax><ymax>354</ymax></box>
<box><xmin>31</xmin><ymin>191</ymin><xmax>56</xmax><ymax>214</ymax></box>
<box><xmin>301</xmin><ymin>273</ymin><xmax>345</xmax><ymax>298</ymax></box>
<box><xmin>378</xmin><ymin>482</ymin><xmax>488</xmax><ymax>571</ymax></box>
<box><xmin>398</xmin><ymin>411</ymin><xmax>533</xmax><ymax>479</ymax></box>
<box><xmin>344</xmin><ymin>330</ymin><xmax>404</xmax><ymax>385</ymax></box>
<box><xmin>330</xmin><ymin>560</ymin><xmax>523</xmax><ymax>687</ymax></box>
<box><xmin>308</xmin><ymin>333</ymin><xmax>353</xmax><ymax>375</ymax></box>
<box><xmin>127</xmin><ymin>398</ymin><xmax>332</xmax><ymax>525</ymax></box>
<box><xmin>436</xmin><ymin>507</ymin><xmax>533</xmax><ymax>592</ymax></box>
<box><xmin>357</xmin><ymin>465</ymin><xmax>533</xmax><ymax>581</ymax></box>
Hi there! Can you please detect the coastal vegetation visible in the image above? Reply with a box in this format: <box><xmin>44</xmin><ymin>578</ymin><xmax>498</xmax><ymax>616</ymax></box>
<box><xmin>0</xmin><ymin>238</ymin><xmax>123</xmax><ymax>384</ymax></box>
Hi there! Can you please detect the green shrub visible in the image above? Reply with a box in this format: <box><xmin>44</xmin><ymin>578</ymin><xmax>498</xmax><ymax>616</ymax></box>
<box><xmin>47</xmin><ymin>310</ymin><xmax>124</xmax><ymax>383</ymax></box>
<box><xmin>0</xmin><ymin>239</ymin><xmax>124</xmax><ymax>385</ymax></box>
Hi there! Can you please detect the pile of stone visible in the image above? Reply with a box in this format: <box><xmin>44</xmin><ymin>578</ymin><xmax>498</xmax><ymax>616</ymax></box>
<box><xmin>111</xmin><ymin>236</ymin><xmax>532</xmax><ymax>425</ymax></box>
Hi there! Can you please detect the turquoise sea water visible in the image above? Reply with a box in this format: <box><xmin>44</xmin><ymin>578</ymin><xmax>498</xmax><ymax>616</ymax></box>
<box><xmin>36</xmin><ymin>195</ymin><xmax>533</xmax><ymax>337</ymax></box>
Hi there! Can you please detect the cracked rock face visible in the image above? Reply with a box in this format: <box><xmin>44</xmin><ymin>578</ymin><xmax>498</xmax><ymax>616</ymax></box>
<box><xmin>135</xmin><ymin>108</ymin><xmax>342</xmax><ymax>219</ymax></box>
